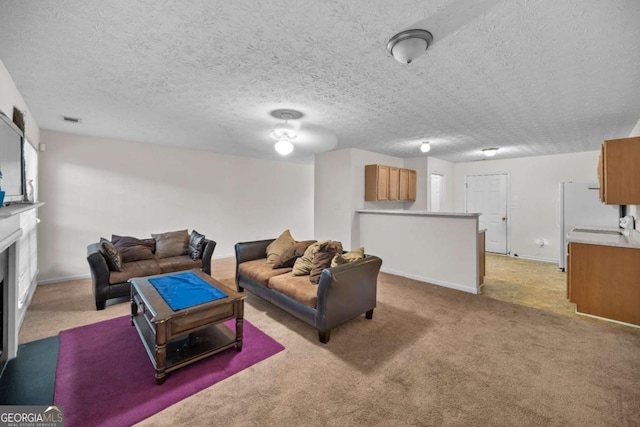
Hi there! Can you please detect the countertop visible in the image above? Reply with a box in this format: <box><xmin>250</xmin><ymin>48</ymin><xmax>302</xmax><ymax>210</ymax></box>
<box><xmin>356</xmin><ymin>209</ymin><xmax>480</xmax><ymax>218</ymax></box>
<box><xmin>567</xmin><ymin>226</ymin><xmax>640</xmax><ymax>249</ymax></box>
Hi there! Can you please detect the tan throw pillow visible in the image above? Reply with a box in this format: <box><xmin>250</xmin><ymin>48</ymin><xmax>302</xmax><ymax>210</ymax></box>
<box><xmin>152</xmin><ymin>229</ymin><xmax>189</xmax><ymax>259</ymax></box>
<box><xmin>331</xmin><ymin>247</ymin><xmax>365</xmax><ymax>268</ymax></box>
<box><xmin>310</xmin><ymin>241</ymin><xmax>343</xmax><ymax>284</ymax></box>
<box><xmin>273</xmin><ymin>240</ymin><xmax>317</xmax><ymax>269</ymax></box>
<box><xmin>292</xmin><ymin>240</ymin><xmax>328</xmax><ymax>276</ymax></box>
<box><xmin>266</xmin><ymin>229</ymin><xmax>296</xmax><ymax>264</ymax></box>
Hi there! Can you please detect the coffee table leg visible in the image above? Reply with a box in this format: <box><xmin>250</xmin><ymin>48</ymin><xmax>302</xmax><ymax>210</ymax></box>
<box><xmin>130</xmin><ymin>299</ymin><xmax>138</xmax><ymax>326</ymax></box>
<box><xmin>155</xmin><ymin>322</ymin><xmax>167</xmax><ymax>385</ymax></box>
<box><xmin>236</xmin><ymin>301</ymin><xmax>244</xmax><ymax>352</ymax></box>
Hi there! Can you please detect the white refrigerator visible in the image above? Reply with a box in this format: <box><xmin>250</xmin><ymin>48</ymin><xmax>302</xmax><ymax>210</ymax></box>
<box><xmin>558</xmin><ymin>182</ymin><xmax>620</xmax><ymax>270</ymax></box>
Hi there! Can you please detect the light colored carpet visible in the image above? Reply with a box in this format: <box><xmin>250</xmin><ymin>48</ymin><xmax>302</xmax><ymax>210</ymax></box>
<box><xmin>20</xmin><ymin>257</ymin><xmax>640</xmax><ymax>426</ymax></box>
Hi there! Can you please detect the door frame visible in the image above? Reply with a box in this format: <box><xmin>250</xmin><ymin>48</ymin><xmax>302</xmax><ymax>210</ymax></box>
<box><xmin>465</xmin><ymin>173</ymin><xmax>510</xmax><ymax>255</ymax></box>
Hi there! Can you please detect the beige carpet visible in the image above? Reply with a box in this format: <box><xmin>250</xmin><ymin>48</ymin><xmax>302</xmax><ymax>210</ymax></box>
<box><xmin>20</xmin><ymin>257</ymin><xmax>640</xmax><ymax>426</ymax></box>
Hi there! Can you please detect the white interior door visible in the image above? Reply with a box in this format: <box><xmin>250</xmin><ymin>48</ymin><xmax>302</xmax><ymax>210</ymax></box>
<box><xmin>466</xmin><ymin>174</ymin><xmax>508</xmax><ymax>254</ymax></box>
<box><xmin>430</xmin><ymin>173</ymin><xmax>444</xmax><ymax>212</ymax></box>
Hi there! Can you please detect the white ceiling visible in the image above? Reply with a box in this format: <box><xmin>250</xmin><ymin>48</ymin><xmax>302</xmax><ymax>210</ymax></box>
<box><xmin>1</xmin><ymin>0</ymin><xmax>639</xmax><ymax>163</ymax></box>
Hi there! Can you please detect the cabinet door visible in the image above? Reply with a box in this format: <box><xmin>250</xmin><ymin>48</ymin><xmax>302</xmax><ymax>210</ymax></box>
<box><xmin>600</xmin><ymin>136</ymin><xmax>640</xmax><ymax>204</ymax></box>
<box><xmin>399</xmin><ymin>169</ymin><xmax>409</xmax><ymax>200</ymax></box>
<box><xmin>377</xmin><ymin>165</ymin><xmax>389</xmax><ymax>200</ymax></box>
<box><xmin>388</xmin><ymin>167</ymin><xmax>399</xmax><ymax>200</ymax></box>
<box><xmin>407</xmin><ymin>170</ymin><xmax>417</xmax><ymax>201</ymax></box>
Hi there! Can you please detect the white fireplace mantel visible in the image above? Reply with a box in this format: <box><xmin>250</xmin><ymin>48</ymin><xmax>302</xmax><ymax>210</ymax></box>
<box><xmin>0</xmin><ymin>202</ymin><xmax>44</xmax><ymax>360</ymax></box>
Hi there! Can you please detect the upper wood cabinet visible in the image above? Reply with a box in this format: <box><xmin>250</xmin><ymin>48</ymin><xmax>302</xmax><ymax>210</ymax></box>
<box><xmin>365</xmin><ymin>164</ymin><xmax>416</xmax><ymax>202</ymax></box>
<box><xmin>598</xmin><ymin>136</ymin><xmax>640</xmax><ymax>204</ymax></box>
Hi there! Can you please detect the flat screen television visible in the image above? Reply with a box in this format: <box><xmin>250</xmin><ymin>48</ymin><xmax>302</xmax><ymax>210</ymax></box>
<box><xmin>0</xmin><ymin>111</ymin><xmax>24</xmax><ymax>204</ymax></box>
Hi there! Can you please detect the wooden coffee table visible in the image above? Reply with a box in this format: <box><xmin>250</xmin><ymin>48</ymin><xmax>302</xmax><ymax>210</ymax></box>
<box><xmin>129</xmin><ymin>269</ymin><xmax>245</xmax><ymax>385</ymax></box>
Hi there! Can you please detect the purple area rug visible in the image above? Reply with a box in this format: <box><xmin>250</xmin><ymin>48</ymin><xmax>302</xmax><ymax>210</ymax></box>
<box><xmin>54</xmin><ymin>315</ymin><xmax>284</xmax><ymax>426</ymax></box>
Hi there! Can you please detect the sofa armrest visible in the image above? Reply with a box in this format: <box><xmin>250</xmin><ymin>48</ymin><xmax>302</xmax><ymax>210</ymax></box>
<box><xmin>235</xmin><ymin>239</ymin><xmax>274</xmax><ymax>264</ymax></box>
<box><xmin>315</xmin><ymin>255</ymin><xmax>382</xmax><ymax>331</ymax></box>
<box><xmin>201</xmin><ymin>238</ymin><xmax>217</xmax><ymax>275</ymax></box>
<box><xmin>87</xmin><ymin>242</ymin><xmax>111</xmax><ymax>309</ymax></box>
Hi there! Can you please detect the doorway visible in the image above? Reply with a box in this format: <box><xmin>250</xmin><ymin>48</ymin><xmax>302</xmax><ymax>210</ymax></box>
<box><xmin>466</xmin><ymin>173</ymin><xmax>509</xmax><ymax>254</ymax></box>
<box><xmin>430</xmin><ymin>173</ymin><xmax>444</xmax><ymax>212</ymax></box>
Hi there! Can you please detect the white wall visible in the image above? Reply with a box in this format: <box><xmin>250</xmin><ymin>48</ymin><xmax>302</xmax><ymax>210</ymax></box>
<box><xmin>314</xmin><ymin>148</ymin><xmax>409</xmax><ymax>251</ymax></box>
<box><xmin>403</xmin><ymin>157</ymin><xmax>429</xmax><ymax>211</ymax></box>
<box><xmin>38</xmin><ymin>131</ymin><xmax>314</xmax><ymax>282</ymax></box>
<box><xmin>453</xmin><ymin>151</ymin><xmax>600</xmax><ymax>262</ymax></box>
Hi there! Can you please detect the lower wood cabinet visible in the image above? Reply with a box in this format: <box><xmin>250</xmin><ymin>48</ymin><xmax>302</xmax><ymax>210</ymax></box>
<box><xmin>567</xmin><ymin>242</ymin><xmax>640</xmax><ymax>326</ymax></box>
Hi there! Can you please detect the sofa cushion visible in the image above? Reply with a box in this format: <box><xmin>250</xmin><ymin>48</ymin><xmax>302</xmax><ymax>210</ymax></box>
<box><xmin>152</xmin><ymin>229</ymin><xmax>189</xmax><ymax>259</ymax></box>
<box><xmin>331</xmin><ymin>247</ymin><xmax>365</xmax><ymax>268</ymax></box>
<box><xmin>100</xmin><ymin>238</ymin><xmax>124</xmax><ymax>272</ymax></box>
<box><xmin>238</xmin><ymin>259</ymin><xmax>292</xmax><ymax>288</ymax></box>
<box><xmin>273</xmin><ymin>240</ymin><xmax>317</xmax><ymax>269</ymax></box>
<box><xmin>266</xmin><ymin>229</ymin><xmax>296</xmax><ymax>264</ymax></box>
<box><xmin>108</xmin><ymin>259</ymin><xmax>161</xmax><ymax>284</ymax></box>
<box><xmin>188</xmin><ymin>230</ymin><xmax>206</xmax><ymax>260</ymax></box>
<box><xmin>268</xmin><ymin>273</ymin><xmax>318</xmax><ymax>309</ymax></box>
<box><xmin>111</xmin><ymin>235</ymin><xmax>155</xmax><ymax>263</ymax></box>
<box><xmin>156</xmin><ymin>255</ymin><xmax>202</xmax><ymax>274</ymax></box>
<box><xmin>310</xmin><ymin>241</ymin><xmax>343</xmax><ymax>284</ymax></box>
<box><xmin>292</xmin><ymin>240</ymin><xmax>329</xmax><ymax>276</ymax></box>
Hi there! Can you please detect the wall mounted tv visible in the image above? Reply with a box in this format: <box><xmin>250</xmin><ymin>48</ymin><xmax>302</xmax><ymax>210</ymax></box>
<box><xmin>0</xmin><ymin>111</ymin><xmax>24</xmax><ymax>204</ymax></box>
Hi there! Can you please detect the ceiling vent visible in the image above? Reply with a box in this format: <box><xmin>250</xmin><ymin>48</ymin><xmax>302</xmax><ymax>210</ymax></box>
<box><xmin>63</xmin><ymin>116</ymin><xmax>81</xmax><ymax>123</ymax></box>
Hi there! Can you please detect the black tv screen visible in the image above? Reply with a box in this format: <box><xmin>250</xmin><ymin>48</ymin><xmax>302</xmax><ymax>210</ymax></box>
<box><xmin>0</xmin><ymin>111</ymin><xmax>24</xmax><ymax>203</ymax></box>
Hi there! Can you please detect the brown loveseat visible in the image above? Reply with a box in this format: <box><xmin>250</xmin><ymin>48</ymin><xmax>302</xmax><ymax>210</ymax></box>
<box><xmin>235</xmin><ymin>236</ymin><xmax>382</xmax><ymax>343</ymax></box>
<box><xmin>87</xmin><ymin>229</ymin><xmax>216</xmax><ymax>310</ymax></box>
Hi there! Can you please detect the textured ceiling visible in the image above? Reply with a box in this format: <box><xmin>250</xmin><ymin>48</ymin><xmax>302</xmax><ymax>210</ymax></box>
<box><xmin>0</xmin><ymin>0</ymin><xmax>639</xmax><ymax>163</ymax></box>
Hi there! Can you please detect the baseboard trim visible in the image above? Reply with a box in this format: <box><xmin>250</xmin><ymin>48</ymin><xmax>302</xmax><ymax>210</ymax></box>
<box><xmin>38</xmin><ymin>273</ymin><xmax>91</xmax><ymax>285</ymax></box>
<box><xmin>380</xmin><ymin>267</ymin><xmax>479</xmax><ymax>295</ymax></box>
<box><xmin>513</xmin><ymin>254</ymin><xmax>557</xmax><ymax>263</ymax></box>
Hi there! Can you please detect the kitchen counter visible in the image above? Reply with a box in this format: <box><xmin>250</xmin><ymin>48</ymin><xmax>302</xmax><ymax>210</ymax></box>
<box><xmin>356</xmin><ymin>209</ymin><xmax>480</xmax><ymax>218</ymax></box>
<box><xmin>567</xmin><ymin>227</ymin><xmax>640</xmax><ymax>249</ymax></box>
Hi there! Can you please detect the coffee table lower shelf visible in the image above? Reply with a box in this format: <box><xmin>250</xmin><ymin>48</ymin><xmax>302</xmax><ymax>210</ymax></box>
<box><xmin>132</xmin><ymin>313</ymin><xmax>239</xmax><ymax>384</ymax></box>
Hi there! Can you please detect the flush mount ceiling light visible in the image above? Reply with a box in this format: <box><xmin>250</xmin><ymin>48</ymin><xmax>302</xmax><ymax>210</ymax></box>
<box><xmin>387</xmin><ymin>29</ymin><xmax>434</xmax><ymax>64</ymax></box>
<box><xmin>420</xmin><ymin>141</ymin><xmax>431</xmax><ymax>153</ymax></box>
<box><xmin>482</xmin><ymin>147</ymin><xmax>499</xmax><ymax>157</ymax></box>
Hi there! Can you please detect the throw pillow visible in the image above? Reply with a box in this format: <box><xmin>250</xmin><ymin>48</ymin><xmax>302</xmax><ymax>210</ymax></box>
<box><xmin>100</xmin><ymin>238</ymin><xmax>124</xmax><ymax>272</ymax></box>
<box><xmin>292</xmin><ymin>240</ymin><xmax>328</xmax><ymax>276</ymax></box>
<box><xmin>111</xmin><ymin>235</ymin><xmax>155</xmax><ymax>263</ymax></box>
<box><xmin>310</xmin><ymin>241</ymin><xmax>343</xmax><ymax>284</ymax></box>
<box><xmin>151</xmin><ymin>229</ymin><xmax>189</xmax><ymax>259</ymax></box>
<box><xmin>273</xmin><ymin>240</ymin><xmax>317</xmax><ymax>269</ymax></box>
<box><xmin>188</xmin><ymin>230</ymin><xmax>206</xmax><ymax>260</ymax></box>
<box><xmin>265</xmin><ymin>229</ymin><xmax>296</xmax><ymax>264</ymax></box>
<box><xmin>331</xmin><ymin>247</ymin><xmax>365</xmax><ymax>268</ymax></box>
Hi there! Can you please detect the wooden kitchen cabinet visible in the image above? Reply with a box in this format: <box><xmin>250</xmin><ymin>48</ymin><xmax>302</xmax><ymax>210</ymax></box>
<box><xmin>365</xmin><ymin>164</ymin><xmax>389</xmax><ymax>201</ymax></box>
<box><xmin>365</xmin><ymin>164</ymin><xmax>416</xmax><ymax>202</ymax></box>
<box><xmin>567</xmin><ymin>242</ymin><xmax>640</xmax><ymax>326</ymax></box>
<box><xmin>598</xmin><ymin>136</ymin><xmax>640</xmax><ymax>204</ymax></box>
<box><xmin>389</xmin><ymin>167</ymin><xmax>399</xmax><ymax>200</ymax></box>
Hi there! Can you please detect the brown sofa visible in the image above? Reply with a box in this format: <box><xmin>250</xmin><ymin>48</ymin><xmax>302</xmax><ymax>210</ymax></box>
<box><xmin>235</xmin><ymin>238</ymin><xmax>382</xmax><ymax>343</ymax></box>
<box><xmin>87</xmin><ymin>230</ymin><xmax>216</xmax><ymax>310</ymax></box>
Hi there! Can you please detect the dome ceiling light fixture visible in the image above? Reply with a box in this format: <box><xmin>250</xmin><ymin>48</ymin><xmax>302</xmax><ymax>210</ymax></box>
<box><xmin>386</xmin><ymin>29</ymin><xmax>434</xmax><ymax>64</ymax></box>
<box><xmin>482</xmin><ymin>147</ymin><xmax>499</xmax><ymax>157</ymax></box>
<box><xmin>420</xmin><ymin>141</ymin><xmax>431</xmax><ymax>153</ymax></box>
<box><xmin>270</xmin><ymin>109</ymin><xmax>303</xmax><ymax>156</ymax></box>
